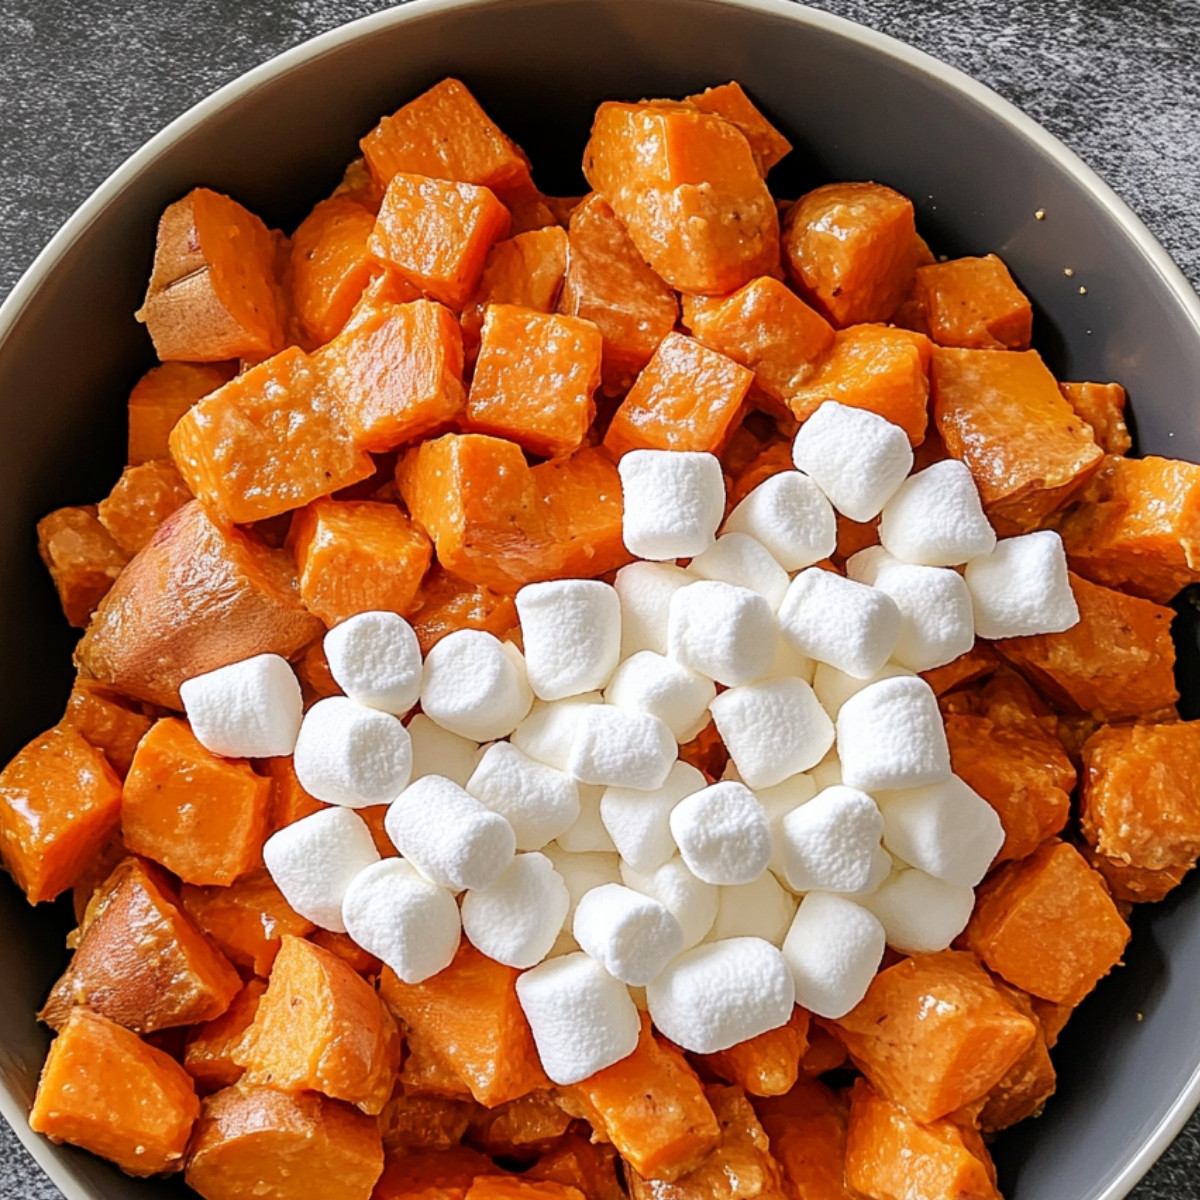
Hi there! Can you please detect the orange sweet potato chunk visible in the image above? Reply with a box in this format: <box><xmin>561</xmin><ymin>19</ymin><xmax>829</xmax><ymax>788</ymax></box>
<box><xmin>123</xmin><ymin>718</ymin><xmax>272</xmax><ymax>886</ymax></box>
<box><xmin>605</xmin><ymin>331</ymin><xmax>753</xmax><ymax>456</ymax></box>
<box><xmin>407</xmin><ymin>565</ymin><xmax>520</xmax><ymax>655</ymax></box>
<box><xmin>466</xmin><ymin>1089</ymin><xmax>572</xmax><ymax>1157</ymax></box>
<box><xmin>728</xmin><ymin>440</ymin><xmax>795</xmax><ymax>509</ymax></box>
<box><xmin>1085</xmin><ymin>852</ymin><xmax>1189</xmax><ymax>906</ymax></box>
<box><xmin>97</xmin><ymin>460</ymin><xmax>193</xmax><ymax>556</ymax></box>
<box><xmin>370</xmin><ymin>173</ymin><xmax>512</xmax><ymax>310</ymax></box>
<box><xmin>0</xmin><ymin>724</ymin><xmax>123</xmax><ymax>904</ymax></box>
<box><xmin>293</xmin><ymin>642</ymin><xmax>345</xmax><ymax>705</ymax></box>
<box><xmin>37</xmin><ymin>505</ymin><xmax>129</xmax><ymax>627</ymax></box>
<box><xmin>584</xmin><ymin>102</ymin><xmax>780</xmax><ymax>295</ymax></box>
<box><xmin>783</xmin><ymin>182</ymin><xmax>919</xmax><ymax>327</ymax></box>
<box><xmin>525</xmin><ymin>1132</ymin><xmax>626</xmax><ymax>1200</ymax></box>
<box><xmin>754</xmin><ymin>1076</ymin><xmax>857</xmax><ymax>1200</ymax></box>
<box><xmin>914</xmin><ymin>254</ymin><xmax>1033</xmax><ymax>350</ymax></box>
<box><xmin>966</xmin><ymin>840</ymin><xmax>1130</xmax><ymax>1007</ymax></box>
<box><xmin>380</xmin><ymin>1088</ymin><xmax>476</xmax><ymax>1153</ymax></box>
<box><xmin>128</xmin><ymin>361</ymin><xmax>235</xmax><ymax>465</ymax></box>
<box><xmin>400</xmin><ymin>1028</ymin><xmax>475</xmax><ymax>1099</ymax></box>
<box><xmin>932</xmin><ymin>346</ymin><xmax>1103</xmax><ymax>533</ymax></box>
<box><xmin>920</xmin><ymin>643</ymin><xmax>1001</xmax><ymax>698</ymax></box>
<box><xmin>30</xmin><ymin>1007</ymin><xmax>200</xmax><ymax>1176</ymax></box>
<box><xmin>976</xmin><ymin>986</ymin><xmax>1056</xmax><ymax>1132</ymax></box>
<box><xmin>1059</xmin><ymin>381</ymin><xmax>1132</xmax><ymax>455</ymax></box>
<box><xmin>684</xmin><ymin>82</ymin><xmax>792</xmax><ymax>174</ymax></box>
<box><xmin>185</xmin><ymin>1083</ymin><xmax>384</xmax><ymax>1200</ymax></box>
<box><xmin>468</xmin><ymin>305</ymin><xmax>603</xmax><ymax>457</ymax></box>
<box><xmin>60</xmin><ymin>676</ymin><xmax>152</xmax><ymax>778</ymax></box>
<box><xmin>799</xmin><ymin>1023</ymin><xmax>849</xmax><ymax>1076</ymax></box>
<box><xmin>309</xmin><ymin>928</ymin><xmax>383</xmax><ymax>977</ymax></box>
<box><xmin>700</xmin><ymin>1007</ymin><xmax>810</xmax><ymax>1098</ymax></box>
<box><xmin>467</xmin><ymin>1180</ymin><xmax>586</xmax><ymax>1200</ymax></box>
<box><xmin>372</xmin><ymin>1146</ymin><xmax>495</xmax><ymax>1200</ymax></box>
<box><xmin>184</xmin><ymin>978</ymin><xmax>267</xmax><ymax>1093</ymax></box>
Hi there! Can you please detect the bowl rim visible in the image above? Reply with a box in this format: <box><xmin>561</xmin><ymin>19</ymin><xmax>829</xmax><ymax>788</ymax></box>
<box><xmin>2</xmin><ymin>2</ymin><xmax>1199</xmax><ymax>1198</ymax></box>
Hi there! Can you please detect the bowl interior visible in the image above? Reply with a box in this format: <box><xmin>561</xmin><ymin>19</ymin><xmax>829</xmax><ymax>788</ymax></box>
<box><xmin>2</xmin><ymin>2</ymin><xmax>1199</xmax><ymax>1198</ymax></box>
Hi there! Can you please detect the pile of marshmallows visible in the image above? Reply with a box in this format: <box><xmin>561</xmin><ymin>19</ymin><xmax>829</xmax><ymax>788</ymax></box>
<box><xmin>177</xmin><ymin>402</ymin><xmax>1080</xmax><ymax>1088</ymax></box>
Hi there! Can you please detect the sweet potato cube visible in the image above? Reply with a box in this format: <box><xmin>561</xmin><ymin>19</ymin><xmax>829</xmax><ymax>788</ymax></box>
<box><xmin>372</xmin><ymin>1147</ymin><xmax>495</xmax><ymax>1200</ymax></box>
<box><xmin>526</xmin><ymin>1132</ymin><xmax>625</xmax><ymax>1200</ymax></box>
<box><xmin>97</xmin><ymin>460</ymin><xmax>193</xmax><ymax>556</ymax></box>
<box><xmin>468</xmin><ymin>305</ymin><xmax>602</xmax><ymax>457</ymax></box>
<box><xmin>966</xmin><ymin>840</ymin><xmax>1130</xmax><ymax>1006</ymax></box>
<box><xmin>558</xmin><ymin>193</ymin><xmax>679</xmax><ymax>393</ymax></box>
<box><xmin>920</xmin><ymin>643</ymin><xmax>1001</xmax><ymax>698</ymax></box>
<box><xmin>170</xmin><ymin>345</ymin><xmax>373</xmax><ymax>524</ymax></box>
<box><xmin>294</xmin><ymin>641</ymin><xmax>345</xmax><ymax>704</ymax></box>
<box><xmin>291</xmin><ymin>498</ymin><xmax>433</xmax><ymax>626</ymax></box>
<box><xmin>466</xmin><ymin>1089</ymin><xmax>572</xmax><ymax>1157</ymax></box>
<box><xmin>380</xmin><ymin>1089</ymin><xmax>476</xmax><ymax>1153</ymax></box>
<box><xmin>379</xmin><ymin>941</ymin><xmax>549</xmax><ymax>1107</ymax></box>
<box><xmin>370</xmin><ymin>173</ymin><xmax>511</xmax><ymax>310</ymax></box>
<box><xmin>783</xmin><ymin>182</ymin><xmax>919</xmax><ymax>326</ymax></box>
<box><xmin>605</xmin><ymin>331</ymin><xmax>753</xmax><ymax>456</ymax></box>
<box><xmin>400</xmin><ymin>1028</ymin><xmax>475</xmax><ymax>1098</ymax></box>
<box><xmin>267</xmin><ymin>755</ymin><xmax>327</xmax><ymax>829</ymax></box>
<box><xmin>123</xmin><ymin>718</ymin><xmax>272</xmax><ymax>886</ymax></box>
<box><xmin>996</xmin><ymin>573</ymin><xmax>1178</xmax><ymax>721</ymax></box>
<box><xmin>977</xmin><ymin>986</ymin><xmax>1055</xmax><ymax>1132</ymax></box>
<box><xmin>728</xmin><ymin>440</ymin><xmax>795</xmax><ymax>509</ymax></box>
<box><xmin>584</xmin><ymin>102</ymin><xmax>780</xmax><ymax>295</ymax></box>
<box><xmin>70</xmin><ymin>830</ymin><xmax>128</xmax><ymax>923</ymax></box>
<box><xmin>0</xmin><ymin>725</ymin><xmax>123</xmax><ymax>904</ymax></box>
<box><xmin>185</xmin><ymin>1083</ymin><xmax>384</xmax><ymax>1200</ymax></box>
<box><xmin>128</xmin><ymin>361</ymin><xmax>234</xmax><ymax>465</ymax></box>
<box><xmin>467</xmin><ymin>1181</ymin><xmax>585</xmax><ymax>1200</ymax></box>
<box><xmin>754</xmin><ymin>1076</ymin><xmax>857</xmax><ymax>1200</ymax></box>
<box><xmin>829</xmin><ymin>950</ymin><xmax>1037</xmax><ymax>1123</ymax></box>
<box><xmin>799</xmin><ymin>1023</ymin><xmax>849</xmax><ymax>1076</ymax></box>
<box><xmin>1060</xmin><ymin>381</ymin><xmax>1132</xmax><ymax>455</ymax></box>
<box><xmin>37</xmin><ymin>505</ymin><xmax>129</xmax><ymax>627</ymax></box>
<box><xmin>184</xmin><ymin>978</ymin><xmax>267</xmax><ymax>1093</ymax></box>
<box><xmin>699</xmin><ymin>1007</ymin><xmax>810</xmax><ymax>1098</ymax></box>
<box><xmin>309</xmin><ymin>928</ymin><xmax>383</xmax><ymax>977</ymax></box>
<box><xmin>41</xmin><ymin>856</ymin><xmax>241</xmax><ymax>1032</ymax></box>
<box><xmin>684</xmin><ymin>82</ymin><xmax>792</xmax><ymax>174</ymax></box>
<box><xmin>933</xmin><ymin>346</ymin><xmax>1103</xmax><ymax>533</ymax></box>
<box><xmin>914</xmin><ymin>254</ymin><xmax>1033</xmax><ymax>350</ymax></box>
<box><xmin>407</xmin><ymin>566</ymin><xmax>520</xmax><ymax>655</ymax></box>
<box><xmin>61</xmin><ymin>676</ymin><xmax>152</xmax><ymax>778</ymax></box>
<box><xmin>30</xmin><ymin>1007</ymin><xmax>199</xmax><ymax>1175</ymax></box>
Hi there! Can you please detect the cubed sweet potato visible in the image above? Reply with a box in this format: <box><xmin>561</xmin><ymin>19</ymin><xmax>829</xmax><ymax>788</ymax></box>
<box><xmin>37</xmin><ymin>505</ymin><xmax>129</xmax><ymax>627</ymax></box>
<box><xmin>699</xmin><ymin>1007</ymin><xmax>810</xmax><ymax>1097</ymax></box>
<box><xmin>914</xmin><ymin>254</ymin><xmax>1032</xmax><ymax>350</ymax></box>
<box><xmin>466</xmin><ymin>1089</ymin><xmax>572</xmax><ymax>1157</ymax></box>
<box><xmin>373</xmin><ymin>1146</ymin><xmax>496</xmax><ymax>1200</ymax></box>
<box><xmin>185</xmin><ymin>1083</ymin><xmax>384</xmax><ymax>1200</ymax></box>
<box><xmin>30</xmin><ymin>1007</ymin><xmax>199</xmax><ymax>1176</ymax></box>
<box><xmin>799</xmin><ymin>1023</ymin><xmax>849</xmax><ymax>1076</ymax></box>
<box><xmin>727</xmin><ymin>440</ymin><xmax>795</xmax><ymax>509</ymax></box>
<box><xmin>467</xmin><ymin>1180</ymin><xmax>586</xmax><ymax>1200</ymax></box>
<box><xmin>525</xmin><ymin>1132</ymin><xmax>625</xmax><ymax>1200</ymax></box>
<box><xmin>683</xmin><ymin>82</ymin><xmax>791</xmax><ymax>174</ymax></box>
<box><xmin>293</xmin><ymin>641</ymin><xmax>345</xmax><ymax>705</ymax></box>
<box><xmin>754</xmin><ymin>1076</ymin><xmax>856</xmax><ymax>1200</ymax></box>
<box><xmin>128</xmin><ymin>361</ymin><xmax>235</xmax><ymax>465</ymax></box>
<box><xmin>1086</xmin><ymin>851</ymin><xmax>1189</xmax><ymax>905</ymax></box>
<box><xmin>380</xmin><ymin>1088</ymin><xmax>477</xmax><ymax>1153</ymax></box>
<box><xmin>407</xmin><ymin>565</ymin><xmax>520</xmax><ymax>655</ymax></box>
<box><xmin>309</xmin><ymin>928</ymin><xmax>383</xmax><ymax>977</ymax></box>
<box><xmin>966</xmin><ymin>839</ymin><xmax>1130</xmax><ymax>1007</ymax></box>
<box><xmin>0</xmin><ymin>724</ymin><xmax>123</xmax><ymax>904</ymax></box>
<box><xmin>920</xmin><ymin>643</ymin><xmax>1001</xmax><ymax>698</ymax></box>
<box><xmin>184</xmin><ymin>978</ymin><xmax>267</xmax><ymax>1093</ymax></box>
<box><xmin>70</xmin><ymin>830</ymin><xmax>128</xmax><ymax>923</ymax></box>
<box><xmin>1059</xmin><ymin>381</ymin><xmax>1132</xmax><ymax>455</ymax></box>
<box><xmin>502</xmin><ymin>179</ymin><xmax>565</xmax><ymax>235</ymax></box>
<box><xmin>976</xmin><ymin>986</ymin><xmax>1056</xmax><ymax>1132</ymax></box>
<box><xmin>941</xmin><ymin>665</ymin><xmax>1059</xmax><ymax>739</ymax></box>
<box><xmin>60</xmin><ymin>677</ymin><xmax>151</xmax><ymax>779</ymax></box>
<box><xmin>932</xmin><ymin>346</ymin><xmax>1103</xmax><ymax>533</ymax></box>
<box><xmin>401</xmin><ymin>1029</ymin><xmax>476</xmax><ymax>1099</ymax></box>
<box><xmin>97</xmin><ymin>460</ymin><xmax>193</xmax><ymax>556</ymax></box>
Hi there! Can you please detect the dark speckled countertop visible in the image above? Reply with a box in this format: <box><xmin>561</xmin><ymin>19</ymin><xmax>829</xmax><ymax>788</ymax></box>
<box><xmin>1</xmin><ymin>0</ymin><xmax>1199</xmax><ymax>1196</ymax></box>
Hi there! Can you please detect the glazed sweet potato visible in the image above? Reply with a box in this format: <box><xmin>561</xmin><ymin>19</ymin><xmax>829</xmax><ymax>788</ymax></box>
<box><xmin>184</xmin><ymin>978</ymin><xmax>268</xmax><ymax>1094</ymax></box>
<box><xmin>308</xmin><ymin>928</ymin><xmax>383</xmax><ymax>977</ymax></box>
<box><xmin>266</xmin><ymin>754</ymin><xmax>327</xmax><ymax>828</ymax></box>
<box><xmin>97</xmin><ymin>460</ymin><xmax>194</xmax><ymax>557</ymax></box>
<box><xmin>913</xmin><ymin>254</ymin><xmax>1033</xmax><ymax>350</ymax></box>
<box><xmin>407</xmin><ymin>565</ymin><xmax>520</xmax><ymax>655</ymax></box>
<box><xmin>699</xmin><ymin>1007</ymin><xmax>810</xmax><ymax>1098</ymax></box>
<box><xmin>1059</xmin><ymin>381</ymin><xmax>1132</xmax><ymax>456</ymax></box>
<box><xmin>379</xmin><ymin>1088</ymin><xmax>476</xmax><ymax>1153</ymax></box>
<box><xmin>920</xmin><ymin>642</ymin><xmax>1001</xmax><ymax>698</ymax></box>
<box><xmin>400</xmin><ymin>1029</ymin><xmax>476</xmax><ymax>1099</ymax></box>
<box><xmin>61</xmin><ymin>676</ymin><xmax>152</xmax><ymax>778</ymax></box>
<box><xmin>525</xmin><ymin>1132</ymin><xmax>626</xmax><ymax>1200</ymax></box>
<box><xmin>466</xmin><ymin>1089</ymin><xmax>572</xmax><ymax>1157</ymax></box>
<box><xmin>37</xmin><ymin>504</ymin><xmax>129</xmax><ymax>627</ymax></box>
<box><xmin>467</xmin><ymin>1180</ymin><xmax>586</xmax><ymax>1200</ymax></box>
<box><xmin>799</xmin><ymin>1023</ymin><xmax>849</xmax><ymax>1076</ymax></box>
<box><xmin>754</xmin><ymin>1076</ymin><xmax>857</xmax><ymax>1200</ymax></box>
<box><xmin>372</xmin><ymin>1146</ymin><xmax>495</xmax><ymax>1200</ymax></box>
<box><xmin>976</xmin><ymin>986</ymin><xmax>1056</xmax><ymax>1132</ymax></box>
<box><xmin>30</xmin><ymin>1007</ymin><xmax>200</xmax><ymax>1176</ymax></box>
<box><xmin>127</xmin><ymin>361</ymin><xmax>236</xmax><ymax>465</ymax></box>
<box><xmin>683</xmin><ymin>82</ymin><xmax>792</xmax><ymax>175</ymax></box>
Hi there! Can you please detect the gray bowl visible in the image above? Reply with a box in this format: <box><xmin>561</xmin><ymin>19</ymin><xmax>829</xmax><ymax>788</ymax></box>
<box><xmin>2</xmin><ymin>1</ymin><xmax>1199</xmax><ymax>1198</ymax></box>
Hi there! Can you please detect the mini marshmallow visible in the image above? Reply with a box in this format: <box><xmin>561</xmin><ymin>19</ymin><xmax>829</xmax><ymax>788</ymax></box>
<box><xmin>621</xmin><ymin>855</ymin><xmax>719</xmax><ymax>949</ymax></box>
<box><xmin>513</xmin><ymin>693</ymin><xmax>602</xmax><ymax>770</ymax></box>
<box><xmin>669</xmin><ymin>781</ymin><xmax>772</xmax><ymax>886</ymax></box>
<box><xmin>862</xmin><ymin>867</ymin><xmax>975</xmax><ymax>953</ymax></box>
<box><xmin>181</xmin><ymin>653</ymin><xmax>303</xmax><ymax>758</ymax></box>
<box><xmin>555</xmin><ymin>784</ymin><xmax>617</xmax><ymax>854</ymax></box>
<box><xmin>323</xmin><ymin>612</ymin><xmax>422</xmax><ymax>715</ymax></box>
<box><xmin>614</xmin><ymin>562</ymin><xmax>692</xmax><ymax>658</ymax></box>
<box><xmin>647</xmin><ymin>937</ymin><xmax>795</xmax><ymax>1054</ymax></box>
<box><xmin>837</xmin><ymin>676</ymin><xmax>951</xmax><ymax>792</ymax></box>
<box><xmin>600</xmin><ymin>760</ymin><xmax>706</xmax><ymax>874</ymax></box>
<box><xmin>710</xmin><ymin>676</ymin><xmax>835</xmax><ymax>789</ymax></box>
<box><xmin>385</xmin><ymin>774</ymin><xmax>516</xmax><ymax>891</ymax></box>
<box><xmin>567</xmin><ymin>706</ymin><xmax>676</xmax><ymax>791</ymax></box>
<box><xmin>754</xmin><ymin>772</ymin><xmax>819</xmax><ymax>878</ymax></box>
<box><xmin>965</xmin><ymin>530</ymin><xmax>1080</xmax><ymax>639</ymax></box>
<box><xmin>574</xmin><ymin>883</ymin><xmax>684</xmax><ymax>985</ymax></box>
<box><xmin>688</xmin><ymin>533</ymin><xmax>789</xmax><ymax>609</ymax></box>
<box><xmin>709</xmin><ymin>872</ymin><xmax>798</xmax><ymax>947</ymax></box>
<box><xmin>765</xmin><ymin>635</ymin><xmax>816</xmax><ymax>684</ymax></box>
<box><xmin>878</xmin><ymin>459</ymin><xmax>997</xmax><ymax>567</ymax></box>
<box><xmin>517</xmin><ymin>580</ymin><xmax>622</xmax><ymax>701</ymax></box>
<box><xmin>778</xmin><ymin>569</ymin><xmax>901</xmax><ymax>680</ymax></box>
<box><xmin>724</xmin><ymin>471</ymin><xmax>837</xmax><ymax>570</ymax></box>
<box><xmin>782</xmin><ymin>892</ymin><xmax>886</xmax><ymax>1019</ymax></box>
<box><xmin>461</xmin><ymin>852</ymin><xmax>570</xmax><ymax>969</ymax></box>
<box><xmin>421</xmin><ymin>630</ymin><xmax>533</xmax><ymax>742</ymax></box>
<box><xmin>667</xmin><ymin>580</ymin><xmax>776</xmax><ymax>687</ymax></box>
<box><xmin>516</xmin><ymin>952</ymin><xmax>641</xmax><ymax>1085</ymax></box>
<box><xmin>854</xmin><ymin>843</ymin><xmax>897</xmax><ymax>897</ymax></box>
<box><xmin>341</xmin><ymin>858</ymin><xmax>460</xmax><ymax>983</ymax></box>
<box><xmin>467</xmin><ymin>741</ymin><xmax>580</xmax><ymax>850</ymax></box>
<box><xmin>811</xmin><ymin>661</ymin><xmax>914</xmax><ymax>719</ymax></box>
<box><xmin>792</xmin><ymin>402</ymin><xmax>914</xmax><ymax>522</ymax></box>
<box><xmin>293</xmin><ymin>696</ymin><xmax>412</xmax><ymax>808</ymax></box>
<box><xmin>876</xmin><ymin>775</ymin><xmax>1005</xmax><ymax>887</ymax></box>
<box><xmin>779</xmin><ymin>786</ymin><xmax>885</xmax><ymax>894</ymax></box>
<box><xmin>604</xmin><ymin>651</ymin><xmax>715</xmax><ymax>742</ymax></box>
<box><xmin>263</xmin><ymin>807</ymin><xmax>379</xmax><ymax>932</ymax></box>
<box><xmin>544</xmin><ymin>847</ymin><xmax>622</xmax><ymax>955</ymax></box>
<box><xmin>619</xmin><ymin>450</ymin><xmax>725</xmax><ymax>561</ymax></box>
<box><xmin>406</xmin><ymin>714</ymin><xmax>481</xmax><ymax>787</ymax></box>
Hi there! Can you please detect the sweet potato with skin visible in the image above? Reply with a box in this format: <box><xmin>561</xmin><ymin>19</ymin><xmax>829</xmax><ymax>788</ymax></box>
<box><xmin>30</xmin><ymin>1007</ymin><xmax>200</xmax><ymax>1176</ymax></box>
<box><xmin>60</xmin><ymin>676</ymin><xmax>152</xmax><ymax>778</ymax></box>
<box><xmin>379</xmin><ymin>1088</ymin><xmax>476</xmax><ymax>1153</ymax></box>
<box><xmin>185</xmin><ymin>1083</ymin><xmax>384</xmax><ymax>1200</ymax></box>
<box><xmin>372</xmin><ymin>1146</ymin><xmax>495</xmax><ymax>1200</ymax></box>
<box><xmin>1060</xmin><ymin>381</ymin><xmax>1132</xmax><ymax>455</ymax></box>
<box><xmin>684</xmin><ymin>82</ymin><xmax>792</xmax><ymax>174</ymax></box>
<box><xmin>699</xmin><ymin>1007</ymin><xmax>810</xmax><ymax>1098</ymax></box>
<box><xmin>37</xmin><ymin>505</ymin><xmax>129</xmax><ymax>627</ymax></box>
<box><xmin>127</xmin><ymin>361</ymin><xmax>235</xmax><ymax>465</ymax></box>
<box><xmin>185</xmin><ymin>978</ymin><xmax>267</xmax><ymax>1093</ymax></box>
<box><xmin>754</xmin><ymin>1076</ymin><xmax>857</xmax><ymax>1200</ymax></box>
<box><xmin>525</xmin><ymin>1133</ymin><xmax>626</xmax><ymax>1200</ymax></box>
<box><xmin>97</xmin><ymin>460</ymin><xmax>193</xmax><ymax>556</ymax></box>
<box><xmin>407</xmin><ymin>565</ymin><xmax>520</xmax><ymax>656</ymax></box>
<box><xmin>466</xmin><ymin>1089</ymin><xmax>572</xmax><ymax>1157</ymax></box>
<box><xmin>914</xmin><ymin>254</ymin><xmax>1033</xmax><ymax>350</ymax></box>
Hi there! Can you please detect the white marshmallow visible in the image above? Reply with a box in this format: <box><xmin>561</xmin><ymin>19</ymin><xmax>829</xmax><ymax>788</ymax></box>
<box><xmin>878</xmin><ymin>459</ymin><xmax>997</xmax><ymax>567</ymax></box>
<box><xmin>764</xmin><ymin>635</ymin><xmax>816</xmax><ymax>684</ymax></box>
<box><xmin>688</xmin><ymin>533</ymin><xmax>789</xmax><ymax>609</ymax></box>
<box><xmin>341</xmin><ymin>858</ymin><xmax>460</xmax><ymax>983</ymax></box>
<box><xmin>778</xmin><ymin>569</ymin><xmax>901</xmax><ymax>680</ymax></box>
<box><xmin>876</xmin><ymin>775</ymin><xmax>1005</xmax><ymax>887</ymax></box>
<box><xmin>861</xmin><ymin>867</ymin><xmax>976</xmax><ymax>953</ymax></box>
<box><xmin>810</xmin><ymin>750</ymin><xmax>843</xmax><ymax>791</ymax></box>
<box><xmin>710</xmin><ymin>676</ymin><xmax>835</xmax><ymax>789</ymax></box>
<box><xmin>667</xmin><ymin>580</ymin><xmax>776</xmax><ymax>687</ymax></box>
<box><xmin>811</xmin><ymin>661</ymin><xmax>914</xmax><ymax>719</ymax></box>
<box><xmin>461</xmin><ymin>852</ymin><xmax>570</xmax><ymax>969</ymax></box>
<box><xmin>466</xmin><ymin>741</ymin><xmax>580</xmax><ymax>851</ymax></box>
<box><xmin>781</xmin><ymin>892</ymin><xmax>886</xmax><ymax>1019</ymax></box>
<box><xmin>724</xmin><ymin>471</ymin><xmax>836</xmax><ymax>571</ymax></box>
<box><xmin>517</xmin><ymin>580</ymin><xmax>622</xmax><ymax>702</ymax></box>
<box><xmin>779</xmin><ymin>785</ymin><xmax>884</xmax><ymax>894</ymax></box>
<box><xmin>604</xmin><ymin>651</ymin><xmax>715</xmax><ymax>743</ymax></box>
<box><xmin>646</xmin><ymin>937</ymin><xmax>795</xmax><ymax>1054</ymax></box>
<box><xmin>709</xmin><ymin>872</ymin><xmax>798</xmax><ymax>947</ymax></box>
<box><xmin>323</xmin><ymin>612</ymin><xmax>421</xmax><ymax>715</ymax></box>
<box><xmin>406</xmin><ymin>713</ymin><xmax>481</xmax><ymax>787</ymax></box>
<box><xmin>385</xmin><ymin>774</ymin><xmax>515</xmax><ymax>891</ymax></box>
<box><xmin>621</xmin><ymin>855</ymin><xmax>719</xmax><ymax>949</ymax></box>
<box><xmin>293</xmin><ymin>696</ymin><xmax>412</xmax><ymax>808</ymax></box>
<box><xmin>965</xmin><ymin>530</ymin><xmax>1080</xmax><ymax>639</ymax></box>
<box><xmin>263</xmin><ymin>806</ymin><xmax>379</xmax><ymax>932</ymax></box>
<box><xmin>600</xmin><ymin>760</ymin><xmax>705</xmax><ymax>874</ymax></box>
<box><xmin>544</xmin><ymin>846</ymin><xmax>622</xmax><ymax>955</ymax></box>
<box><xmin>555</xmin><ymin>784</ymin><xmax>617</xmax><ymax>854</ymax></box>
<box><xmin>614</xmin><ymin>562</ymin><xmax>692</xmax><ymax>658</ymax></box>
<box><xmin>513</xmin><ymin>693</ymin><xmax>602</xmax><ymax>770</ymax></box>
<box><xmin>754</xmin><ymin>773</ymin><xmax>819</xmax><ymax>878</ymax></box>
<box><xmin>567</xmin><ymin>706</ymin><xmax>676</xmax><ymax>791</ymax></box>
<box><xmin>669</xmin><ymin>781</ymin><xmax>772</xmax><ymax>885</ymax></box>
<box><xmin>619</xmin><ymin>450</ymin><xmax>725</xmax><ymax>561</ymax></box>
<box><xmin>837</xmin><ymin>676</ymin><xmax>951</xmax><ymax>792</ymax></box>
<box><xmin>792</xmin><ymin>402</ymin><xmax>914</xmax><ymax>522</ymax></box>
<box><xmin>180</xmin><ymin>653</ymin><xmax>303</xmax><ymax>759</ymax></box>
<box><xmin>420</xmin><ymin>630</ymin><xmax>533</xmax><ymax>741</ymax></box>
<box><xmin>574</xmin><ymin>883</ymin><xmax>684</xmax><ymax>986</ymax></box>
<box><xmin>856</xmin><ymin>843</ymin><xmax>897</xmax><ymax>897</ymax></box>
<box><xmin>516</xmin><ymin>952</ymin><xmax>641</xmax><ymax>1085</ymax></box>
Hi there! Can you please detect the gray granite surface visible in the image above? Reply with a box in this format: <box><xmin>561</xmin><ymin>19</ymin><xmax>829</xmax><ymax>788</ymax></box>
<box><xmin>1</xmin><ymin>0</ymin><xmax>1199</xmax><ymax>1196</ymax></box>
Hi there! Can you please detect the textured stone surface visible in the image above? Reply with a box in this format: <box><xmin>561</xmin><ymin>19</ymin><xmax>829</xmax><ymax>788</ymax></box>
<box><xmin>0</xmin><ymin>1</ymin><xmax>1198</xmax><ymax>1197</ymax></box>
